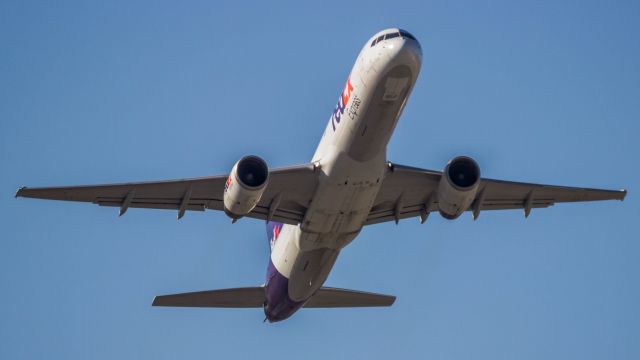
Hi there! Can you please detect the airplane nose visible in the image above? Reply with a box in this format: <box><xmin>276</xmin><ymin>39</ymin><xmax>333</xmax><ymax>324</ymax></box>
<box><xmin>381</xmin><ymin>37</ymin><xmax>422</xmax><ymax>71</ymax></box>
<box><xmin>396</xmin><ymin>38</ymin><xmax>422</xmax><ymax>63</ymax></box>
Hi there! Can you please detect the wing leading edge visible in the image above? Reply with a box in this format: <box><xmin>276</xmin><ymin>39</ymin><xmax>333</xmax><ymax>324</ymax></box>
<box><xmin>367</xmin><ymin>162</ymin><xmax>627</xmax><ymax>225</ymax></box>
<box><xmin>15</xmin><ymin>163</ymin><xmax>319</xmax><ymax>225</ymax></box>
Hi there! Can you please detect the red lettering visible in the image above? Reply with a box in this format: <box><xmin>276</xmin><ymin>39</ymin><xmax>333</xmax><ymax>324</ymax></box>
<box><xmin>341</xmin><ymin>78</ymin><xmax>354</xmax><ymax>107</ymax></box>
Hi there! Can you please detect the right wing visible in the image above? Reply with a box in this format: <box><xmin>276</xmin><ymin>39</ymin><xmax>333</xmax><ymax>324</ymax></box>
<box><xmin>15</xmin><ymin>164</ymin><xmax>319</xmax><ymax>225</ymax></box>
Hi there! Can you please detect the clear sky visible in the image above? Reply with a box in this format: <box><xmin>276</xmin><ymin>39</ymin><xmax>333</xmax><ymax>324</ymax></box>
<box><xmin>1</xmin><ymin>1</ymin><xmax>638</xmax><ymax>359</ymax></box>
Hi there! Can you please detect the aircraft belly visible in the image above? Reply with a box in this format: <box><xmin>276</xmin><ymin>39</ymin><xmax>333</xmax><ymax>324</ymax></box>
<box><xmin>347</xmin><ymin>64</ymin><xmax>413</xmax><ymax>162</ymax></box>
<box><xmin>301</xmin><ymin>45</ymin><xmax>419</xmax><ymax>239</ymax></box>
<box><xmin>302</xmin><ymin>152</ymin><xmax>385</xmax><ymax>243</ymax></box>
<box><xmin>287</xmin><ymin>247</ymin><xmax>339</xmax><ymax>301</ymax></box>
<box><xmin>265</xmin><ymin>33</ymin><xmax>424</xmax><ymax>320</ymax></box>
<box><xmin>268</xmin><ymin>226</ymin><xmax>341</xmax><ymax>302</ymax></box>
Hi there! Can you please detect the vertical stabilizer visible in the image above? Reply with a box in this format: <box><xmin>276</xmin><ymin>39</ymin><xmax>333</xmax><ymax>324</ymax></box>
<box><xmin>265</xmin><ymin>221</ymin><xmax>283</xmax><ymax>252</ymax></box>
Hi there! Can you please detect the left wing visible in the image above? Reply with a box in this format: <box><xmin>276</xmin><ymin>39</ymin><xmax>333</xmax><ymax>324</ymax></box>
<box><xmin>16</xmin><ymin>164</ymin><xmax>319</xmax><ymax>225</ymax></box>
<box><xmin>366</xmin><ymin>162</ymin><xmax>627</xmax><ymax>225</ymax></box>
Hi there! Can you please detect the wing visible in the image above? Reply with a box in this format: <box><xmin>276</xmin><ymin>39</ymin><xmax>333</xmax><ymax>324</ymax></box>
<box><xmin>366</xmin><ymin>162</ymin><xmax>627</xmax><ymax>225</ymax></box>
<box><xmin>15</xmin><ymin>163</ymin><xmax>319</xmax><ymax>225</ymax></box>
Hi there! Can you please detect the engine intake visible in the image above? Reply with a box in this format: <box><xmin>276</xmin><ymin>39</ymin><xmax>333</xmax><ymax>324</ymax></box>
<box><xmin>223</xmin><ymin>155</ymin><xmax>269</xmax><ymax>219</ymax></box>
<box><xmin>437</xmin><ymin>156</ymin><xmax>481</xmax><ymax>219</ymax></box>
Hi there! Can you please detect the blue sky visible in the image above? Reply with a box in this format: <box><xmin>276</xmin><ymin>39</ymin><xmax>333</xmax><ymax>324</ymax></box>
<box><xmin>1</xmin><ymin>1</ymin><xmax>638</xmax><ymax>359</ymax></box>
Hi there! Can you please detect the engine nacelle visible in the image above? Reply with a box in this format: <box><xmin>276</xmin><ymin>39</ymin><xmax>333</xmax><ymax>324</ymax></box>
<box><xmin>437</xmin><ymin>156</ymin><xmax>481</xmax><ymax>220</ymax></box>
<box><xmin>223</xmin><ymin>155</ymin><xmax>269</xmax><ymax>219</ymax></box>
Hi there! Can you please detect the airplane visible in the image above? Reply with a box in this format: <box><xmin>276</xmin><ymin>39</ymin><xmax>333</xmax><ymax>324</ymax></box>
<box><xmin>16</xmin><ymin>28</ymin><xmax>627</xmax><ymax>322</ymax></box>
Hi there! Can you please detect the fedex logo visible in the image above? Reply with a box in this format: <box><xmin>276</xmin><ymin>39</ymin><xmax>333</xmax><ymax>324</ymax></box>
<box><xmin>331</xmin><ymin>77</ymin><xmax>354</xmax><ymax>131</ymax></box>
<box><xmin>225</xmin><ymin>176</ymin><xmax>232</xmax><ymax>192</ymax></box>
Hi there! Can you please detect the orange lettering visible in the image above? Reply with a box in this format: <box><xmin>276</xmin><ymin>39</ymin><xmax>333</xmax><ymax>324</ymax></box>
<box><xmin>341</xmin><ymin>78</ymin><xmax>354</xmax><ymax>106</ymax></box>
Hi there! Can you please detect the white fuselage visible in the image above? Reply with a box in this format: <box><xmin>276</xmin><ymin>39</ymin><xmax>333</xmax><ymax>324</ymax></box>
<box><xmin>269</xmin><ymin>29</ymin><xmax>422</xmax><ymax>306</ymax></box>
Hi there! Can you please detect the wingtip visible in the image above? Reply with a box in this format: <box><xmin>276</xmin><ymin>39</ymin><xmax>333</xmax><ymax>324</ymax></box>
<box><xmin>151</xmin><ymin>296</ymin><xmax>160</xmax><ymax>306</ymax></box>
<box><xmin>621</xmin><ymin>188</ymin><xmax>628</xmax><ymax>201</ymax></box>
<box><xmin>15</xmin><ymin>186</ymin><xmax>26</xmax><ymax>198</ymax></box>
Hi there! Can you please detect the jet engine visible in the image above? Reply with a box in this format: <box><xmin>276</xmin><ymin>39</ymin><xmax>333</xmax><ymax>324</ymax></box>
<box><xmin>223</xmin><ymin>155</ymin><xmax>269</xmax><ymax>219</ymax></box>
<box><xmin>437</xmin><ymin>156</ymin><xmax>481</xmax><ymax>219</ymax></box>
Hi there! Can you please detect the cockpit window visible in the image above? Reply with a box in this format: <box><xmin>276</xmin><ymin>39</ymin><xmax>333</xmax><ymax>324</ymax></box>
<box><xmin>399</xmin><ymin>29</ymin><xmax>416</xmax><ymax>41</ymax></box>
<box><xmin>385</xmin><ymin>32</ymin><xmax>400</xmax><ymax>40</ymax></box>
<box><xmin>371</xmin><ymin>34</ymin><xmax>387</xmax><ymax>47</ymax></box>
<box><xmin>371</xmin><ymin>30</ymin><xmax>416</xmax><ymax>47</ymax></box>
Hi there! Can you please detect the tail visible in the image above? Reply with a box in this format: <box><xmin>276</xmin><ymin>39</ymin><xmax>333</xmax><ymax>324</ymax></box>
<box><xmin>152</xmin><ymin>286</ymin><xmax>395</xmax><ymax>308</ymax></box>
<box><xmin>266</xmin><ymin>221</ymin><xmax>283</xmax><ymax>252</ymax></box>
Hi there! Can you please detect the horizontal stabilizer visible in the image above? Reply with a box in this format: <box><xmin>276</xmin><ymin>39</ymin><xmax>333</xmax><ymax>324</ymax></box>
<box><xmin>305</xmin><ymin>287</ymin><xmax>395</xmax><ymax>308</ymax></box>
<box><xmin>152</xmin><ymin>287</ymin><xmax>265</xmax><ymax>308</ymax></box>
<box><xmin>152</xmin><ymin>286</ymin><xmax>395</xmax><ymax>308</ymax></box>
